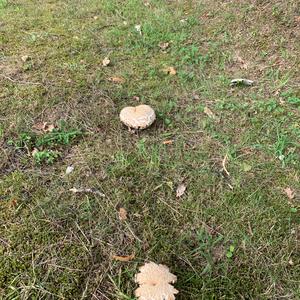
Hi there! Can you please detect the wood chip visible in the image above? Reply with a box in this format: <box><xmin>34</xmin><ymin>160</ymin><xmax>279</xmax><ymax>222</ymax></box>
<box><xmin>108</xmin><ymin>76</ymin><xmax>125</xmax><ymax>84</ymax></box>
<box><xmin>112</xmin><ymin>253</ymin><xmax>135</xmax><ymax>262</ymax></box>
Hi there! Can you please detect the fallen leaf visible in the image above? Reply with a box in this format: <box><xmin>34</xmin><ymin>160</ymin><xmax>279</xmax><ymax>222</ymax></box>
<box><xmin>176</xmin><ymin>183</ymin><xmax>186</xmax><ymax>197</ymax></box>
<box><xmin>32</xmin><ymin>122</ymin><xmax>55</xmax><ymax>133</ymax></box>
<box><xmin>159</xmin><ymin>42</ymin><xmax>170</xmax><ymax>50</ymax></box>
<box><xmin>204</xmin><ymin>106</ymin><xmax>215</xmax><ymax>118</ymax></box>
<box><xmin>21</xmin><ymin>55</ymin><xmax>30</xmax><ymax>62</ymax></box>
<box><xmin>45</xmin><ymin>123</ymin><xmax>55</xmax><ymax>132</ymax></box>
<box><xmin>118</xmin><ymin>207</ymin><xmax>127</xmax><ymax>221</ymax></box>
<box><xmin>102</xmin><ymin>57</ymin><xmax>110</xmax><ymax>67</ymax></box>
<box><xmin>112</xmin><ymin>253</ymin><xmax>135</xmax><ymax>262</ymax></box>
<box><xmin>230</xmin><ymin>78</ymin><xmax>254</xmax><ymax>86</ymax></box>
<box><xmin>108</xmin><ymin>76</ymin><xmax>125</xmax><ymax>84</ymax></box>
<box><xmin>284</xmin><ymin>187</ymin><xmax>295</xmax><ymax>200</ymax></box>
<box><xmin>163</xmin><ymin>140</ymin><xmax>173</xmax><ymax>145</ymax></box>
<box><xmin>10</xmin><ymin>199</ymin><xmax>18</xmax><ymax>208</ymax></box>
<box><xmin>93</xmin><ymin>16</ymin><xmax>99</xmax><ymax>20</ymax></box>
<box><xmin>66</xmin><ymin>165</ymin><xmax>74</xmax><ymax>175</ymax></box>
<box><xmin>163</xmin><ymin>66</ymin><xmax>176</xmax><ymax>75</ymax></box>
<box><xmin>69</xmin><ymin>188</ymin><xmax>105</xmax><ymax>197</ymax></box>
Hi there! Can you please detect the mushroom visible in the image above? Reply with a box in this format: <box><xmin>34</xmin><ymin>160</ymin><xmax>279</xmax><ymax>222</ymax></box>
<box><xmin>119</xmin><ymin>104</ymin><xmax>156</xmax><ymax>130</ymax></box>
<box><xmin>134</xmin><ymin>262</ymin><xmax>179</xmax><ymax>300</ymax></box>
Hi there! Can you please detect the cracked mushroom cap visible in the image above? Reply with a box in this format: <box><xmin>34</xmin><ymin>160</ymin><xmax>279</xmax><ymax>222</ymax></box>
<box><xmin>135</xmin><ymin>283</ymin><xmax>179</xmax><ymax>300</ymax></box>
<box><xmin>135</xmin><ymin>262</ymin><xmax>177</xmax><ymax>285</ymax></box>
<box><xmin>119</xmin><ymin>104</ymin><xmax>156</xmax><ymax>129</ymax></box>
<box><xmin>134</xmin><ymin>262</ymin><xmax>178</xmax><ymax>300</ymax></box>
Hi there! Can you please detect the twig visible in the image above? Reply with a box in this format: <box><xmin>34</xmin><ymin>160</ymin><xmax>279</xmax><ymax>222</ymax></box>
<box><xmin>0</xmin><ymin>74</ymin><xmax>42</xmax><ymax>85</ymax></box>
<box><xmin>125</xmin><ymin>223</ymin><xmax>142</xmax><ymax>243</ymax></box>
<box><xmin>0</xmin><ymin>237</ymin><xmax>10</xmax><ymax>247</ymax></box>
<box><xmin>222</xmin><ymin>154</ymin><xmax>230</xmax><ymax>177</ymax></box>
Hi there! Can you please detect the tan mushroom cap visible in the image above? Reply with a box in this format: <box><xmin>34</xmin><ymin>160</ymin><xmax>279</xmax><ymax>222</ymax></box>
<box><xmin>135</xmin><ymin>282</ymin><xmax>179</xmax><ymax>300</ymax></box>
<box><xmin>119</xmin><ymin>104</ymin><xmax>156</xmax><ymax>129</ymax></box>
<box><xmin>135</xmin><ymin>262</ymin><xmax>177</xmax><ymax>285</ymax></box>
<box><xmin>134</xmin><ymin>262</ymin><xmax>178</xmax><ymax>299</ymax></box>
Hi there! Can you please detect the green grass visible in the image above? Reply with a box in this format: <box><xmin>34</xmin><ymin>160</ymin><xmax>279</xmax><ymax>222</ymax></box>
<box><xmin>1</xmin><ymin>0</ymin><xmax>300</xmax><ymax>299</ymax></box>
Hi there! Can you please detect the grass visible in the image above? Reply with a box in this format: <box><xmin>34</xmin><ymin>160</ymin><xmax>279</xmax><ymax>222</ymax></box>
<box><xmin>0</xmin><ymin>0</ymin><xmax>300</xmax><ymax>299</ymax></box>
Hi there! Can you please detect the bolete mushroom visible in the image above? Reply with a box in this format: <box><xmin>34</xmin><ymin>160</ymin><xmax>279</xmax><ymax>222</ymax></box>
<box><xmin>119</xmin><ymin>104</ymin><xmax>156</xmax><ymax>130</ymax></box>
<box><xmin>134</xmin><ymin>262</ymin><xmax>179</xmax><ymax>300</ymax></box>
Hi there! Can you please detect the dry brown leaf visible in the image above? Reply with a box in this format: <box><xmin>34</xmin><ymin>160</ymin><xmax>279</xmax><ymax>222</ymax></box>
<box><xmin>284</xmin><ymin>187</ymin><xmax>295</xmax><ymax>200</ymax></box>
<box><xmin>45</xmin><ymin>124</ymin><xmax>55</xmax><ymax>132</ymax></box>
<box><xmin>204</xmin><ymin>106</ymin><xmax>215</xmax><ymax>118</ymax></box>
<box><xmin>32</xmin><ymin>122</ymin><xmax>55</xmax><ymax>133</ymax></box>
<box><xmin>108</xmin><ymin>76</ymin><xmax>125</xmax><ymax>84</ymax></box>
<box><xmin>176</xmin><ymin>183</ymin><xmax>186</xmax><ymax>197</ymax></box>
<box><xmin>21</xmin><ymin>55</ymin><xmax>30</xmax><ymax>62</ymax></box>
<box><xmin>163</xmin><ymin>140</ymin><xmax>174</xmax><ymax>145</ymax></box>
<box><xmin>112</xmin><ymin>253</ymin><xmax>135</xmax><ymax>262</ymax></box>
<box><xmin>118</xmin><ymin>207</ymin><xmax>127</xmax><ymax>221</ymax></box>
<box><xmin>102</xmin><ymin>57</ymin><xmax>110</xmax><ymax>67</ymax></box>
<box><xmin>163</xmin><ymin>66</ymin><xmax>176</xmax><ymax>75</ymax></box>
<box><xmin>135</xmin><ymin>262</ymin><xmax>178</xmax><ymax>300</ymax></box>
<box><xmin>10</xmin><ymin>199</ymin><xmax>18</xmax><ymax>208</ymax></box>
<box><xmin>69</xmin><ymin>188</ymin><xmax>105</xmax><ymax>197</ymax></box>
<box><xmin>159</xmin><ymin>42</ymin><xmax>170</xmax><ymax>50</ymax></box>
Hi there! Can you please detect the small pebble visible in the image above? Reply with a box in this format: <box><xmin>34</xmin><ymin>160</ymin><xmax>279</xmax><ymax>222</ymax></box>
<box><xmin>66</xmin><ymin>165</ymin><xmax>74</xmax><ymax>174</ymax></box>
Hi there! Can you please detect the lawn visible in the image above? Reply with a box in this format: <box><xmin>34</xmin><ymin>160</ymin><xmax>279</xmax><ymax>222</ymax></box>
<box><xmin>1</xmin><ymin>0</ymin><xmax>300</xmax><ymax>299</ymax></box>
